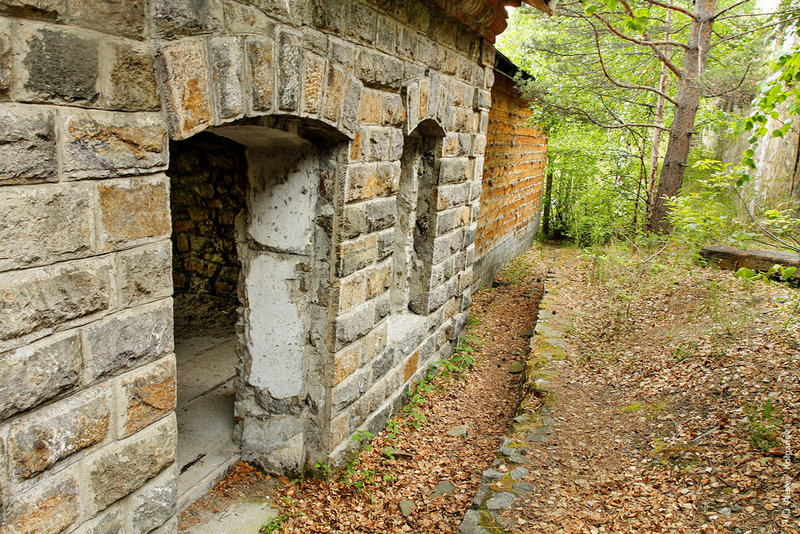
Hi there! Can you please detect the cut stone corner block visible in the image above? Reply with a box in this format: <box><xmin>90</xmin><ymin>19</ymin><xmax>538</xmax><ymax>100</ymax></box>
<box><xmin>239</xmin><ymin>415</ymin><xmax>306</xmax><ymax>475</ymax></box>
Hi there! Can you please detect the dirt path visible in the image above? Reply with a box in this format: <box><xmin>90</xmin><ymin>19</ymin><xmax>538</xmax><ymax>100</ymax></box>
<box><xmin>498</xmin><ymin>246</ymin><xmax>800</xmax><ymax>534</ymax></box>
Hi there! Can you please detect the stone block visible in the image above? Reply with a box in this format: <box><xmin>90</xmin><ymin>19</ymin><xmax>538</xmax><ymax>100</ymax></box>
<box><xmin>365</xmin><ymin>128</ymin><xmax>391</xmax><ymax>162</ymax></box>
<box><xmin>310</xmin><ymin>0</ymin><xmax>344</xmax><ymax>33</ymax></box>
<box><xmin>365</xmin><ymin>197</ymin><xmax>395</xmax><ymax>233</ymax></box>
<box><xmin>246</xmin><ymin>36</ymin><xmax>274</xmax><ymax>113</ymax></box>
<box><xmin>321</xmin><ymin>63</ymin><xmax>345</xmax><ymax>125</ymax></box>
<box><xmin>0</xmin><ymin>257</ymin><xmax>113</xmax><ymax>350</ymax></box>
<box><xmin>376</xmin><ymin>228</ymin><xmax>393</xmax><ymax>261</ymax></box>
<box><xmin>459</xmin><ymin>267</ymin><xmax>474</xmax><ymax>292</ymax></box>
<box><xmin>331</xmin><ymin>368</ymin><xmax>368</xmax><ymax>414</ymax></box>
<box><xmin>479</xmin><ymin>110</ymin><xmax>489</xmax><ymax>134</ymax></box>
<box><xmin>332</xmin><ymin>344</ymin><xmax>359</xmax><ymax>386</ymax></box>
<box><xmin>432</xmin><ymin>229</ymin><xmax>463</xmax><ymax>264</ymax></box>
<box><xmin>404</xmin><ymin>81</ymin><xmax>419</xmax><ymax>134</ymax></box>
<box><xmin>370</xmin><ymin>347</ymin><xmax>393</xmax><ymax>385</ymax></box>
<box><xmin>474</xmin><ymin>88</ymin><xmax>491</xmax><ymax>111</ymax></box>
<box><xmin>118</xmin><ymin>356</ymin><xmax>176</xmax><ymax>439</ymax></box>
<box><xmin>0</xmin><ymin>332</ymin><xmax>81</xmax><ymax>421</ymax></box>
<box><xmin>334</xmin><ymin>301</ymin><xmax>375</xmax><ymax>349</ymax></box>
<box><xmin>149</xmin><ymin>516</ymin><xmax>178</xmax><ymax>534</ymax></box>
<box><xmin>9</xmin><ymin>385</ymin><xmax>111</xmax><ymax>479</ymax></box>
<box><xmin>3</xmin><ymin>468</ymin><xmax>80</xmax><ymax>534</ymax></box>
<box><xmin>341</xmin><ymin>75</ymin><xmax>363</xmax><ymax>135</ymax></box>
<box><xmin>66</xmin><ymin>0</ymin><xmax>147</xmax><ymax>40</ymax></box>
<box><xmin>376</xmin><ymin>161</ymin><xmax>400</xmax><ymax>196</ymax></box>
<box><xmin>338</xmin><ymin>272</ymin><xmax>366</xmax><ymax>313</ymax></box>
<box><xmin>209</xmin><ymin>36</ymin><xmax>245</xmax><ymax>121</ymax></box>
<box><xmin>15</xmin><ymin>24</ymin><xmax>99</xmax><ymax>105</ymax></box>
<box><xmin>303</xmin><ymin>51</ymin><xmax>326</xmax><ymax>116</ymax></box>
<box><xmin>0</xmin><ymin>19</ymin><xmax>10</xmax><ymax>96</ymax></box>
<box><xmin>382</xmin><ymin>92</ymin><xmax>405</xmax><ymax>126</ymax></box>
<box><xmin>356</xmin><ymin>50</ymin><xmax>403</xmax><ymax>90</ymax></box>
<box><xmin>329</xmin><ymin>411</ymin><xmax>348</xmax><ymax>446</ymax></box>
<box><xmin>374</xmin><ymin>292</ymin><xmax>390</xmax><ymax>321</ymax></box>
<box><xmin>240</xmin><ymin>414</ymin><xmax>303</xmax><ymax>473</ymax></box>
<box><xmin>362</xmin><ymin>320</ymin><xmax>387</xmax><ymax>363</ymax></box>
<box><xmin>0</xmin><ymin>104</ymin><xmax>57</xmax><ymax>185</ymax></box>
<box><xmin>106</xmin><ymin>41</ymin><xmax>160</xmax><ymax>111</ymax></box>
<box><xmin>358</xmin><ymin>89</ymin><xmax>382</xmax><ymax>124</ymax></box>
<box><xmin>128</xmin><ymin>463</ymin><xmax>177</xmax><ymax>533</ymax></box>
<box><xmin>82</xmin><ymin>301</ymin><xmax>174</xmax><ymax>382</ymax></box>
<box><xmin>340</xmin><ymin>204</ymin><xmax>367</xmax><ymax>240</ymax></box>
<box><xmin>224</xmin><ymin>0</ymin><xmax>271</xmax><ymax>34</ymax></box>
<box><xmin>439</xmin><ymin>157</ymin><xmax>471</xmax><ymax>184</ymax></box>
<box><xmin>302</xmin><ymin>26</ymin><xmax>328</xmax><ymax>54</ymax></box>
<box><xmin>472</xmin><ymin>134</ymin><xmax>486</xmax><ymax>156</ymax></box>
<box><xmin>61</xmin><ymin>110</ymin><xmax>168</xmax><ymax>179</ymax></box>
<box><xmin>329</xmin><ymin>37</ymin><xmax>354</xmax><ymax>65</ymax></box>
<box><xmin>86</xmin><ymin>414</ymin><xmax>176</xmax><ymax>513</ymax></box>
<box><xmin>366</xmin><ymin>262</ymin><xmax>391</xmax><ymax>299</ymax></box>
<box><xmin>72</xmin><ymin>505</ymin><xmax>125</xmax><ymax>534</ymax></box>
<box><xmin>404</xmin><ymin>350</ymin><xmax>419</xmax><ymax>381</ymax></box>
<box><xmin>97</xmin><ymin>175</ymin><xmax>171</xmax><ymax>251</ymax></box>
<box><xmin>417</xmin><ymin>36</ymin><xmax>442</xmax><ymax>70</ymax></box>
<box><xmin>118</xmin><ymin>241</ymin><xmax>172</xmax><ymax>308</ymax></box>
<box><xmin>345</xmin><ymin>2</ymin><xmax>376</xmax><ymax>43</ymax></box>
<box><xmin>158</xmin><ymin>39</ymin><xmax>213</xmax><ymax>139</ymax></box>
<box><xmin>344</xmin><ymin>164</ymin><xmax>376</xmax><ymax>203</ymax></box>
<box><xmin>151</xmin><ymin>0</ymin><xmax>223</xmax><ymax>39</ymax></box>
<box><xmin>0</xmin><ymin>0</ymin><xmax>64</xmax><ymax>20</ymax></box>
<box><xmin>277</xmin><ymin>30</ymin><xmax>302</xmax><ymax>112</ymax></box>
<box><xmin>437</xmin><ymin>182</ymin><xmax>470</xmax><ymax>210</ymax></box>
<box><xmin>375</xmin><ymin>15</ymin><xmax>396</xmax><ymax>53</ymax></box>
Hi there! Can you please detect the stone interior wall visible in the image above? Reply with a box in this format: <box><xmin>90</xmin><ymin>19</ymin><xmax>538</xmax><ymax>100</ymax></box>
<box><xmin>0</xmin><ymin>0</ymin><xmax>503</xmax><ymax>531</ymax></box>
<box><xmin>169</xmin><ymin>133</ymin><xmax>247</xmax><ymax>339</ymax></box>
<box><xmin>475</xmin><ymin>73</ymin><xmax>547</xmax><ymax>288</ymax></box>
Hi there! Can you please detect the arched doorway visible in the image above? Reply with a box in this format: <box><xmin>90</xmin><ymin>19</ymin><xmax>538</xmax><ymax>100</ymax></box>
<box><xmin>168</xmin><ymin>117</ymin><xmax>346</xmax><ymax>508</ymax></box>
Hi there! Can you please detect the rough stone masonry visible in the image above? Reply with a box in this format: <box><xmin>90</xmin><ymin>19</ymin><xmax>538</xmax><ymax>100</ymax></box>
<box><xmin>0</xmin><ymin>0</ymin><xmax>549</xmax><ymax>532</ymax></box>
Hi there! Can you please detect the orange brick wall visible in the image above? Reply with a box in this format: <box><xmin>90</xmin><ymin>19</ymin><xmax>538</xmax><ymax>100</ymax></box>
<box><xmin>475</xmin><ymin>74</ymin><xmax>547</xmax><ymax>286</ymax></box>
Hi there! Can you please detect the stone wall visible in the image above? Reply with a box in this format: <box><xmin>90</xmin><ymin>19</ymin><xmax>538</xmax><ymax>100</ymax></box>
<box><xmin>0</xmin><ymin>0</ymin><xmax>507</xmax><ymax>531</ymax></box>
<box><xmin>169</xmin><ymin>133</ymin><xmax>247</xmax><ymax>338</ymax></box>
<box><xmin>475</xmin><ymin>72</ymin><xmax>547</xmax><ymax>288</ymax></box>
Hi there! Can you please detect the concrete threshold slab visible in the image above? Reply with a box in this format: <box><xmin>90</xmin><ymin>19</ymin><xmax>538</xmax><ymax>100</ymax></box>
<box><xmin>176</xmin><ymin>335</ymin><xmax>240</xmax><ymax>512</ymax></box>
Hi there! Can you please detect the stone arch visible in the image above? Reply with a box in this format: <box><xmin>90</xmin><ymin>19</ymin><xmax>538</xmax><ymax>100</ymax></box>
<box><xmin>402</xmin><ymin>77</ymin><xmax>446</xmax><ymax>136</ymax></box>
<box><xmin>155</xmin><ymin>34</ymin><xmax>363</xmax><ymax>142</ymax></box>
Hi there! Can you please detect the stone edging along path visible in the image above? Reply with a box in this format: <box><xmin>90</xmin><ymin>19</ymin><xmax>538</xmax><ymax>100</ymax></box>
<box><xmin>459</xmin><ymin>250</ymin><xmax>569</xmax><ymax>534</ymax></box>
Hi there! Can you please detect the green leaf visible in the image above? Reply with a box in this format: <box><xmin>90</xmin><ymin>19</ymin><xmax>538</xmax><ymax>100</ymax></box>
<box><xmin>606</xmin><ymin>0</ymin><xmax>618</xmax><ymax>10</ymax></box>
<box><xmin>584</xmin><ymin>3</ymin><xmax>599</xmax><ymax>15</ymax></box>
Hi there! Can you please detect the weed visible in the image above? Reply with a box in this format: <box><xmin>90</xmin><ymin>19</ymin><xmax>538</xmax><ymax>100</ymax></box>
<box><xmin>314</xmin><ymin>459</ymin><xmax>332</xmax><ymax>478</ymax></box>
<box><xmin>743</xmin><ymin>399</ymin><xmax>782</xmax><ymax>450</ymax></box>
<box><xmin>351</xmin><ymin>430</ymin><xmax>375</xmax><ymax>451</ymax></box>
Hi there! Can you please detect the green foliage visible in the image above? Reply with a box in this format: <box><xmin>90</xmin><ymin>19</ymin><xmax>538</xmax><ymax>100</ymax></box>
<box><xmin>351</xmin><ymin>430</ymin><xmax>374</xmax><ymax>451</ymax></box>
<box><xmin>734</xmin><ymin>28</ymin><xmax>800</xmax><ymax>185</ymax></box>
<box><xmin>742</xmin><ymin>399</ymin><xmax>782</xmax><ymax>450</ymax></box>
<box><xmin>314</xmin><ymin>458</ymin><xmax>332</xmax><ymax>478</ymax></box>
<box><xmin>668</xmin><ymin>158</ymin><xmax>800</xmax><ymax>254</ymax></box>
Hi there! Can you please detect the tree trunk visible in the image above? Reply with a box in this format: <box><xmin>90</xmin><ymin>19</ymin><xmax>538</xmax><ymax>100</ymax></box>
<box><xmin>646</xmin><ymin>8</ymin><xmax>671</xmax><ymax>216</ymax></box>
<box><xmin>648</xmin><ymin>0</ymin><xmax>717</xmax><ymax>233</ymax></box>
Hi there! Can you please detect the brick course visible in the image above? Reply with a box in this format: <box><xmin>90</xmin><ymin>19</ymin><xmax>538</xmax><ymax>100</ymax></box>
<box><xmin>475</xmin><ymin>72</ymin><xmax>548</xmax><ymax>287</ymax></box>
